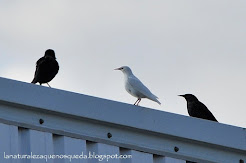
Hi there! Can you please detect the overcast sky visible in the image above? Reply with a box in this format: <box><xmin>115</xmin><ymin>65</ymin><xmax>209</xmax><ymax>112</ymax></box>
<box><xmin>0</xmin><ymin>1</ymin><xmax>246</xmax><ymax>128</ymax></box>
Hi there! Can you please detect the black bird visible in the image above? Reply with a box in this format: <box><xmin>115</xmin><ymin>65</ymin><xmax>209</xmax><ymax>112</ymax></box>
<box><xmin>31</xmin><ymin>49</ymin><xmax>59</xmax><ymax>87</ymax></box>
<box><xmin>179</xmin><ymin>94</ymin><xmax>218</xmax><ymax>122</ymax></box>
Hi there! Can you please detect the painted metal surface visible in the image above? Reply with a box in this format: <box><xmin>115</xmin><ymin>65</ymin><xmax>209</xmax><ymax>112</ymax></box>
<box><xmin>0</xmin><ymin>123</ymin><xmax>184</xmax><ymax>163</ymax></box>
<box><xmin>0</xmin><ymin>77</ymin><xmax>245</xmax><ymax>163</ymax></box>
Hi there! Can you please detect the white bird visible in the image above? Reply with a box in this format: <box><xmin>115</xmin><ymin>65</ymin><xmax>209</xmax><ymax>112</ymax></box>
<box><xmin>115</xmin><ymin>66</ymin><xmax>161</xmax><ymax>105</ymax></box>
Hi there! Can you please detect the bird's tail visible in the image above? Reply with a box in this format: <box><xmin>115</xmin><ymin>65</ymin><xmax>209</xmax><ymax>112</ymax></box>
<box><xmin>148</xmin><ymin>94</ymin><xmax>161</xmax><ymax>105</ymax></box>
<box><xmin>153</xmin><ymin>98</ymin><xmax>161</xmax><ymax>105</ymax></box>
<box><xmin>31</xmin><ymin>78</ymin><xmax>37</xmax><ymax>84</ymax></box>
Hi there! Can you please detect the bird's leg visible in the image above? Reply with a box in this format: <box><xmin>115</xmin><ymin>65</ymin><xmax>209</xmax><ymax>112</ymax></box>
<box><xmin>136</xmin><ymin>99</ymin><xmax>141</xmax><ymax>105</ymax></box>
<box><xmin>46</xmin><ymin>83</ymin><xmax>51</xmax><ymax>88</ymax></box>
<box><xmin>134</xmin><ymin>99</ymin><xmax>139</xmax><ymax>105</ymax></box>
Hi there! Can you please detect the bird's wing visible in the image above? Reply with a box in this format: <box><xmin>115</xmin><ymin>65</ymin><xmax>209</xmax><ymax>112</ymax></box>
<box><xmin>35</xmin><ymin>57</ymin><xmax>47</xmax><ymax>74</ymax></box>
<box><xmin>194</xmin><ymin>102</ymin><xmax>218</xmax><ymax>122</ymax></box>
<box><xmin>32</xmin><ymin>57</ymin><xmax>46</xmax><ymax>83</ymax></box>
<box><xmin>36</xmin><ymin>57</ymin><xmax>46</xmax><ymax>67</ymax></box>
<box><xmin>128</xmin><ymin>75</ymin><xmax>158</xmax><ymax>99</ymax></box>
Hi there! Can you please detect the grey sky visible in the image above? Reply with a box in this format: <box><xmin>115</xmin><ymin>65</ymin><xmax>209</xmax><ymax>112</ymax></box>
<box><xmin>0</xmin><ymin>1</ymin><xmax>246</xmax><ymax>127</ymax></box>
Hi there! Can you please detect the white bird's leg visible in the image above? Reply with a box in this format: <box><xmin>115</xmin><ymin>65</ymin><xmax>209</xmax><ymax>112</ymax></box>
<box><xmin>134</xmin><ymin>99</ymin><xmax>139</xmax><ymax>105</ymax></box>
<box><xmin>136</xmin><ymin>98</ymin><xmax>141</xmax><ymax>105</ymax></box>
<box><xmin>47</xmin><ymin>83</ymin><xmax>51</xmax><ymax>88</ymax></box>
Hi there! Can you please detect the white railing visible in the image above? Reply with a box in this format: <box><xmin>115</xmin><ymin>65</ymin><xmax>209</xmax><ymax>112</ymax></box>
<box><xmin>0</xmin><ymin>77</ymin><xmax>245</xmax><ymax>163</ymax></box>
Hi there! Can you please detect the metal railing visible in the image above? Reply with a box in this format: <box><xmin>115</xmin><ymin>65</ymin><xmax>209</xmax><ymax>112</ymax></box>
<box><xmin>0</xmin><ymin>77</ymin><xmax>245</xmax><ymax>163</ymax></box>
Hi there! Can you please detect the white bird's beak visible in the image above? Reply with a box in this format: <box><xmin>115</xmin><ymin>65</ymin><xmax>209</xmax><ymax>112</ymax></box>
<box><xmin>114</xmin><ymin>68</ymin><xmax>121</xmax><ymax>70</ymax></box>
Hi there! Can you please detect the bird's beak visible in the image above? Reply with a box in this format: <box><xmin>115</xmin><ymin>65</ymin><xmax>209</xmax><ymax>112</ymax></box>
<box><xmin>178</xmin><ymin>94</ymin><xmax>185</xmax><ymax>97</ymax></box>
<box><xmin>114</xmin><ymin>68</ymin><xmax>121</xmax><ymax>70</ymax></box>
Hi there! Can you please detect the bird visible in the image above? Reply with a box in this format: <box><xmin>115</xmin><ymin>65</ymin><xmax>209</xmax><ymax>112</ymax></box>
<box><xmin>115</xmin><ymin>66</ymin><xmax>161</xmax><ymax>106</ymax></box>
<box><xmin>31</xmin><ymin>49</ymin><xmax>59</xmax><ymax>87</ymax></box>
<box><xmin>179</xmin><ymin>94</ymin><xmax>218</xmax><ymax>122</ymax></box>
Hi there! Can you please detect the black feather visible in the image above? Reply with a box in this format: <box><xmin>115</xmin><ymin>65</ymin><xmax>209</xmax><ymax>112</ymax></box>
<box><xmin>31</xmin><ymin>49</ymin><xmax>59</xmax><ymax>86</ymax></box>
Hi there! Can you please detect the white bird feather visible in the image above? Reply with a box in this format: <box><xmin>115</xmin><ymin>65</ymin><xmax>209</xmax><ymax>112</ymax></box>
<box><xmin>115</xmin><ymin>66</ymin><xmax>161</xmax><ymax>105</ymax></box>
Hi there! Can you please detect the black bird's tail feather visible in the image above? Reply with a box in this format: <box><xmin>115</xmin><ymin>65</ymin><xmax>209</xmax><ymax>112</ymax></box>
<box><xmin>31</xmin><ymin>79</ymin><xmax>37</xmax><ymax>84</ymax></box>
